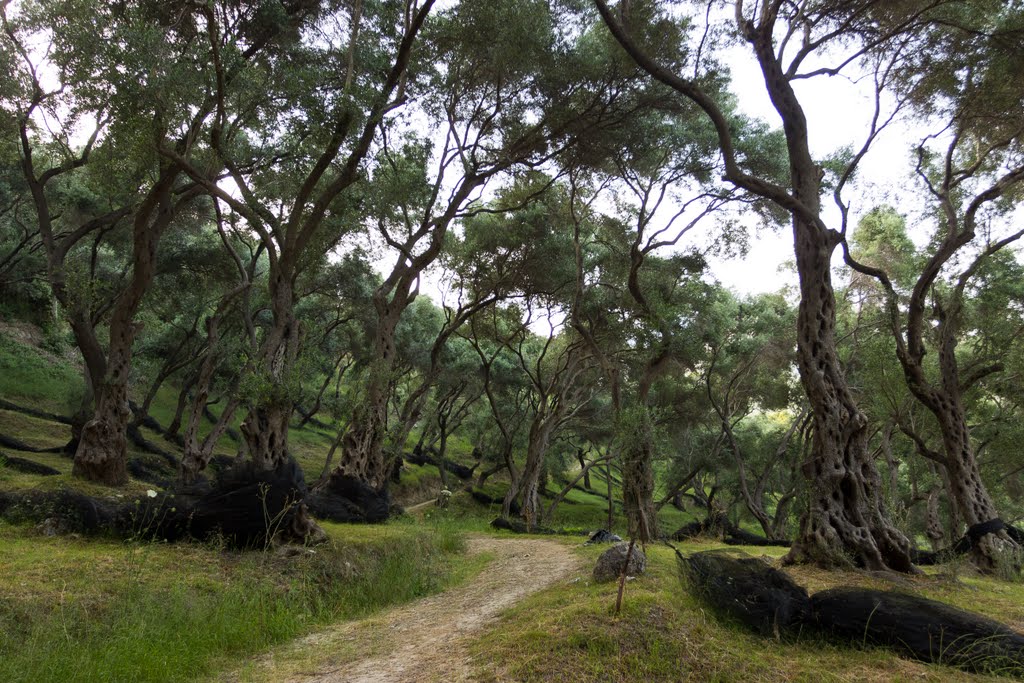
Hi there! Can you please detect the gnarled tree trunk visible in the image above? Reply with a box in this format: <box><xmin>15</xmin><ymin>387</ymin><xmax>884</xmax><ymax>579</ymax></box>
<box><xmin>742</xmin><ymin>25</ymin><xmax>912</xmax><ymax>571</ymax></box>
<box><xmin>334</xmin><ymin>308</ymin><xmax>400</xmax><ymax>490</ymax></box>
<box><xmin>786</xmin><ymin>220</ymin><xmax>911</xmax><ymax>570</ymax></box>
<box><xmin>72</xmin><ymin>343</ymin><xmax>132</xmax><ymax>485</ymax></box>
<box><xmin>512</xmin><ymin>417</ymin><xmax>556</xmax><ymax>530</ymax></box>
<box><xmin>932</xmin><ymin>395</ymin><xmax>1007</xmax><ymax>570</ymax></box>
<box><xmin>74</xmin><ymin>166</ymin><xmax>185</xmax><ymax>485</ymax></box>
<box><xmin>241</xmin><ymin>287</ymin><xmax>300</xmax><ymax>472</ymax></box>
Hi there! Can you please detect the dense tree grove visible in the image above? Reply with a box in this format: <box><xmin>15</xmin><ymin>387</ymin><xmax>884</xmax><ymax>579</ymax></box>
<box><xmin>3</xmin><ymin>0</ymin><xmax>1024</xmax><ymax>574</ymax></box>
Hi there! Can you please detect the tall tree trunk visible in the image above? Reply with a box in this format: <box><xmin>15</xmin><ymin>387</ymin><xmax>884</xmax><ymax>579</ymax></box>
<box><xmin>515</xmin><ymin>420</ymin><xmax>552</xmax><ymax>530</ymax></box>
<box><xmin>786</xmin><ymin>225</ymin><xmax>911</xmax><ymax>570</ymax></box>
<box><xmin>934</xmin><ymin>398</ymin><xmax>1006</xmax><ymax>570</ymax></box>
<box><xmin>737</xmin><ymin>26</ymin><xmax>912</xmax><ymax>571</ymax></box>
<box><xmin>894</xmin><ymin>301</ymin><xmax>1014</xmax><ymax>569</ymax></box>
<box><xmin>241</xmin><ymin>274</ymin><xmax>300</xmax><ymax>472</ymax></box>
<box><xmin>74</xmin><ymin>167</ymin><xmax>182</xmax><ymax>485</ymax></box>
<box><xmin>334</xmin><ymin>309</ymin><xmax>400</xmax><ymax>490</ymax></box>
<box><xmin>595</xmin><ymin>0</ymin><xmax>910</xmax><ymax>569</ymax></box>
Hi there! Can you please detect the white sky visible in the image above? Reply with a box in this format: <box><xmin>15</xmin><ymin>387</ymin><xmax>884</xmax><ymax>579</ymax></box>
<box><xmin>703</xmin><ymin>43</ymin><xmax>919</xmax><ymax>296</ymax></box>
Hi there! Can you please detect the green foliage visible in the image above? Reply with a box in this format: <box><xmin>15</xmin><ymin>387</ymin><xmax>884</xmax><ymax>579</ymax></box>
<box><xmin>850</xmin><ymin>206</ymin><xmax>918</xmax><ymax>289</ymax></box>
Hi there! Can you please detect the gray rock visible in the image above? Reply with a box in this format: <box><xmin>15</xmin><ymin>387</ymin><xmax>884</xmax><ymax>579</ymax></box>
<box><xmin>593</xmin><ymin>541</ymin><xmax>646</xmax><ymax>582</ymax></box>
<box><xmin>585</xmin><ymin>529</ymin><xmax>622</xmax><ymax>545</ymax></box>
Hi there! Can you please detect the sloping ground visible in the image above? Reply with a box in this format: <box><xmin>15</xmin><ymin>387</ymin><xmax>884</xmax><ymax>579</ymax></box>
<box><xmin>467</xmin><ymin>541</ymin><xmax>1021</xmax><ymax>682</ymax></box>
<box><xmin>232</xmin><ymin>536</ymin><xmax>582</xmax><ymax>683</ymax></box>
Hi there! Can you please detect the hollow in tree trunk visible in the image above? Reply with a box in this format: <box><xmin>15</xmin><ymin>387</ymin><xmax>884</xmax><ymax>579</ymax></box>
<box><xmin>333</xmin><ymin>363</ymin><xmax>391</xmax><ymax>490</ymax></box>
<box><xmin>785</xmin><ymin>223</ymin><xmax>911</xmax><ymax>570</ymax></box>
<box><xmin>935</xmin><ymin>399</ymin><xmax>1009</xmax><ymax>571</ymax></box>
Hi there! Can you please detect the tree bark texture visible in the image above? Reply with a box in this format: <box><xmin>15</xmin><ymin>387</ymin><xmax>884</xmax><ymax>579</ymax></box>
<box><xmin>621</xmin><ymin>407</ymin><xmax>657</xmax><ymax>543</ymax></box>
<box><xmin>895</xmin><ymin>280</ymin><xmax>1012</xmax><ymax>569</ymax></box>
<box><xmin>932</xmin><ymin>394</ymin><xmax>1005</xmax><ymax>570</ymax></box>
<box><xmin>74</xmin><ymin>166</ymin><xmax>183</xmax><ymax>485</ymax></box>
<box><xmin>740</xmin><ymin>25</ymin><xmax>912</xmax><ymax>571</ymax></box>
<box><xmin>241</xmin><ymin>272</ymin><xmax>301</xmax><ymax>472</ymax></box>
<box><xmin>786</xmin><ymin>219</ymin><xmax>912</xmax><ymax>570</ymax></box>
<box><xmin>71</xmin><ymin>360</ymin><xmax>131</xmax><ymax>485</ymax></box>
<box><xmin>513</xmin><ymin>417</ymin><xmax>556</xmax><ymax>530</ymax></box>
<box><xmin>334</xmin><ymin>309</ymin><xmax>400</xmax><ymax>490</ymax></box>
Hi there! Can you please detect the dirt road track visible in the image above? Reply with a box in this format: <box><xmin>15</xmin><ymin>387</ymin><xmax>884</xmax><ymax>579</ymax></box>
<box><xmin>237</xmin><ymin>536</ymin><xmax>581</xmax><ymax>683</ymax></box>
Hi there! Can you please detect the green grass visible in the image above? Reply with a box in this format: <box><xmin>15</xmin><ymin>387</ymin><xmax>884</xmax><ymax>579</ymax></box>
<box><xmin>0</xmin><ymin>518</ymin><xmax>471</xmax><ymax>683</ymax></box>
<box><xmin>0</xmin><ymin>333</ymin><xmax>82</xmax><ymax>414</ymax></box>
<box><xmin>0</xmin><ymin>409</ymin><xmax>71</xmax><ymax>450</ymax></box>
<box><xmin>467</xmin><ymin>540</ymin><xmax>1015</xmax><ymax>682</ymax></box>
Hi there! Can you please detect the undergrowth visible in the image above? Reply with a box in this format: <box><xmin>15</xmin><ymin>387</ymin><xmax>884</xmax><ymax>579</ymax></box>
<box><xmin>0</xmin><ymin>519</ymin><xmax>467</xmax><ymax>683</ymax></box>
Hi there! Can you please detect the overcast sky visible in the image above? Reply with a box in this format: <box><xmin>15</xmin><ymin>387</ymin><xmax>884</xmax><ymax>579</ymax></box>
<box><xmin>703</xmin><ymin>41</ymin><xmax>919</xmax><ymax>297</ymax></box>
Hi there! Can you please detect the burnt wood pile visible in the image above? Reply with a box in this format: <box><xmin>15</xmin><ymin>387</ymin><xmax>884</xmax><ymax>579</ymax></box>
<box><xmin>679</xmin><ymin>549</ymin><xmax>1024</xmax><ymax>674</ymax></box>
<box><xmin>0</xmin><ymin>456</ymin><xmax>395</xmax><ymax>547</ymax></box>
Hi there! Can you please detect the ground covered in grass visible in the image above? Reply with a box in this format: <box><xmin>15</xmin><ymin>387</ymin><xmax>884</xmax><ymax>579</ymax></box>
<box><xmin>467</xmin><ymin>539</ymin><xmax>1024</xmax><ymax>682</ymax></box>
<box><xmin>0</xmin><ymin>519</ymin><xmax>470</xmax><ymax>683</ymax></box>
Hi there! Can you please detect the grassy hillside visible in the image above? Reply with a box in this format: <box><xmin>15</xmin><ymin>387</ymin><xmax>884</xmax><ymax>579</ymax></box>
<box><xmin>0</xmin><ymin>519</ymin><xmax>474</xmax><ymax>683</ymax></box>
<box><xmin>3</xmin><ymin>324</ymin><xmax>1024</xmax><ymax>683</ymax></box>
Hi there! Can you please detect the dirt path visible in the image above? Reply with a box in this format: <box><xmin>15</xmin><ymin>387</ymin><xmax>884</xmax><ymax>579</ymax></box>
<box><xmin>236</xmin><ymin>536</ymin><xmax>581</xmax><ymax>683</ymax></box>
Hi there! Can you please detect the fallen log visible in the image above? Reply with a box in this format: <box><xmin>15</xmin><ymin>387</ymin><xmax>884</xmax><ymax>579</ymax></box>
<box><xmin>469</xmin><ymin>489</ymin><xmax>520</xmax><ymax>515</ymax></box>
<box><xmin>669</xmin><ymin>516</ymin><xmax>790</xmax><ymax>547</ymax></box>
<box><xmin>405</xmin><ymin>450</ymin><xmax>476</xmax><ymax>480</ymax></box>
<box><xmin>0</xmin><ymin>398</ymin><xmax>74</xmax><ymax>425</ymax></box>
<box><xmin>912</xmin><ymin>518</ymin><xmax>1024</xmax><ymax>566</ymax></box>
<box><xmin>307</xmin><ymin>472</ymin><xmax>391</xmax><ymax>524</ymax></box>
<box><xmin>812</xmin><ymin>588</ymin><xmax>1024</xmax><ymax>673</ymax></box>
<box><xmin>677</xmin><ymin>549</ymin><xmax>1024</xmax><ymax>674</ymax></box>
<box><xmin>0</xmin><ymin>458</ymin><xmax>326</xmax><ymax>548</ymax></box>
<box><xmin>679</xmin><ymin>549</ymin><xmax>810</xmax><ymax>637</ymax></box>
